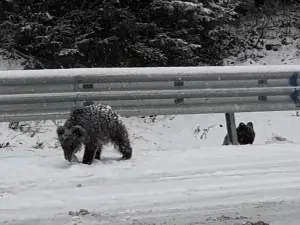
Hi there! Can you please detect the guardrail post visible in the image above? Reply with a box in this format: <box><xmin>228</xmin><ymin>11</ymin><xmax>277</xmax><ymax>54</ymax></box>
<box><xmin>225</xmin><ymin>112</ymin><xmax>238</xmax><ymax>145</ymax></box>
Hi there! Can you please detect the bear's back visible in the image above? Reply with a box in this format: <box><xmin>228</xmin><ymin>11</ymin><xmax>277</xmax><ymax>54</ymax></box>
<box><xmin>67</xmin><ymin>104</ymin><xmax>121</xmax><ymax>139</ymax></box>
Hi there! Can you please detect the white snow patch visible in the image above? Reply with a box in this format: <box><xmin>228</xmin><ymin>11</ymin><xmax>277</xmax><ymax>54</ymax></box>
<box><xmin>0</xmin><ymin>49</ymin><xmax>24</xmax><ymax>70</ymax></box>
<box><xmin>58</xmin><ymin>48</ymin><xmax>82</xmax><ymax>56</ymax></box>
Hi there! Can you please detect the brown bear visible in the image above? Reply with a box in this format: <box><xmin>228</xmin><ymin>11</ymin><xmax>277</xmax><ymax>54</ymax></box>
<box><xmin>56</xmin><ymin>104</ymin><xmax>133</xmax><ymax>165</ymax></box>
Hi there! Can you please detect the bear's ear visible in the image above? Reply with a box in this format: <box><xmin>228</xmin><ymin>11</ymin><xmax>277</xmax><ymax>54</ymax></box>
<box><xmin>71</xmin><ymin>125</ymin><xmax>86</xmax><ymax>138</ymax></box>
<box><xmin>247</xmin><ymin>122</ymin><xmax>254</xmax><ymax>129</ymax></box>
<box><xmin>56</xmin><ymin>126</ymin><xmax>65</xmax><ymax>136</ymax></box>
<box><xmin>238</xmin><ymin>122</ymin><xmax>245</xmax><ymax>127</ymax></box>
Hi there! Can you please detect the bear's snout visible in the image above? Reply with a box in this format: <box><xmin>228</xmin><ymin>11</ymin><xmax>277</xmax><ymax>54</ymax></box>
<box><xmin>64</xmin><ymin>153</ymin><xmax>72</xmax><ymax>162</ymax></box>
<box><xmin>63</xmin><ymin>150</ymin><xmax>73</xmax><ymax>162</ymax></box>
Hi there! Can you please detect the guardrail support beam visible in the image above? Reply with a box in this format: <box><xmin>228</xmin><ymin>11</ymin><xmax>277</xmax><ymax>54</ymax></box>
<box><xmin>225</xmin><ymin>112</ymin><xmax>238</xmax><ymax>145</ymax></box>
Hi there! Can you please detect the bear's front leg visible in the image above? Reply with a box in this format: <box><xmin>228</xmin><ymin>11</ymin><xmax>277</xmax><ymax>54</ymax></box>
<box><xmin>82</xmin><ymin>142</ymin><xmax>98</xmax><ymax>165</ymax></box>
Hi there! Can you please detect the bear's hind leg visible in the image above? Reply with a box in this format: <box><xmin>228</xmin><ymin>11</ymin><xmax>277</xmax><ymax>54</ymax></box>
<box><xmin>116</xmin><ymin>142</ymin><xmax>132</xmax><ymax>160</ymax></box>
<box><xmin>113</xmin><ymin>124</ymin><xmax>133</xmax><ymax>160</ymax></box>
<box><xmin>95</xmin><ymin>144</ymin><xmax>103</xmax><ymax>160</ymax></box>
<box><xmin>118</xmin><ymin>144</ymin><xmax>132</xmax><ymax>160</ymax></box>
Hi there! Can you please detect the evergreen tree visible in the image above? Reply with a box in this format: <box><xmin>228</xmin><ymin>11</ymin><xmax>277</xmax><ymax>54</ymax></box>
<box><xmin>0</xmin><ymin>0</ymin><xmax>243</xmax><ymax>68</ymax></box>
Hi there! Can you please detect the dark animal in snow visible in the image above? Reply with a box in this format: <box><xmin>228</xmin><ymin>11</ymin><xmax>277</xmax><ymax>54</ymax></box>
<box><xmin>56</xmin><ymin>104</ymin><xmax>133</xmax><ymax>165</ymax></box>
<box><xmin>222</xmin><ymin>122</ymin><xmax>255</xmax><ymax>145</ymax></box>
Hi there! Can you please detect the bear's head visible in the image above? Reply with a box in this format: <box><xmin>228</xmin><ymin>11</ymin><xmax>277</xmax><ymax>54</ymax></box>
<box><xmin>237</xmin><ymin>121</ymin><xmax>255</xmax><ymax>140</ymax></box>
<box><xmin>237</xmin><ymin>122</ymin><xmax>246</xmax><ymax>129</ymax></box>
<box><xmin>237</xmin><ymin>122</ymin><xmax>254</xmax><ymax>132</ymax></box>
<box><xmin>56</xmin><ymin>125</ymin><xmax>86</xmax><ymax>162</ymax></box>
<box><xmin>236</xmin><ymin>122</ymin><xmax>248</xmax><ymax>136</ymax></box>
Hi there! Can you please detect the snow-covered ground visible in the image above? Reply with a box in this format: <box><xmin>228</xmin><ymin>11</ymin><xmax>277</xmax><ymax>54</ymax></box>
<box><xmin>1</xmin><ymin>111</ymin><xmax>300</xmax><ymax>225</ymax></box>
<box><xmin>2</xmin><ymin>13</ymin><xmax>300</xmax><ymax>224</ymax></box>
<box><xmin>2</xmin><ymin>139</ymin><xmax>300</xmax><ymax>225</ymax></box>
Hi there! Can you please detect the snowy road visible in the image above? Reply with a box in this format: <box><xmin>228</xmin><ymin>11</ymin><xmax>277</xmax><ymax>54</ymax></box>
<box><xmin>1</xmin><ymin>143</ymin><xmax>300</xmax><ymax>225</ymax></box>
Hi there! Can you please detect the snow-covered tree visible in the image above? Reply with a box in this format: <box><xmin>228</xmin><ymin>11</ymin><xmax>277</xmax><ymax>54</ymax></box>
<box><xmin>1</xmin><ymin>0</ymin><xmax>243</xmax><ymax>68</ymax></box>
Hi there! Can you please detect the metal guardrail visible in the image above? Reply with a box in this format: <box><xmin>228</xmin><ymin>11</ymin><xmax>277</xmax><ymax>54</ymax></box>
<box><xmin>1</xmin><ymin>65</ymin><xmax>300</xmax><ymax>145</ymax></box>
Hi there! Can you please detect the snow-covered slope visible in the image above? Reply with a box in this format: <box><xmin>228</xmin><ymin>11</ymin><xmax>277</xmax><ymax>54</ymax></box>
<box><xmin>1</xmin><ymin>27</ymin><xmax>300</xmax><ymax>224</ymax></box>
<box><xmin>0</xmin><ymin>111</ymin><xmax>298</xmax><ymax>156</ymax></box>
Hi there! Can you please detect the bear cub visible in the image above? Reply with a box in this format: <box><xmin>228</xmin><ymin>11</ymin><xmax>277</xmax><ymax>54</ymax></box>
<box><xmin>223</xmin><ymin>122</ymin><xmax>255</xmax><ymax>145</ymax></box>
<box><xmin>56</xmin><ymin>104</ymin><xmax>133</xmax><ymax>165</ymax></box>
